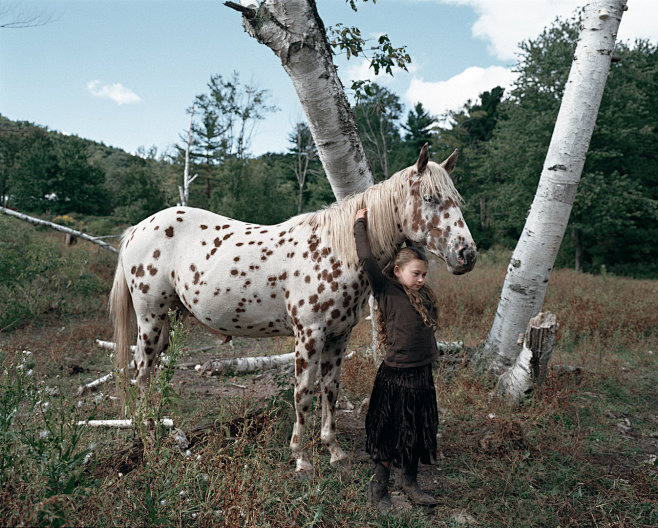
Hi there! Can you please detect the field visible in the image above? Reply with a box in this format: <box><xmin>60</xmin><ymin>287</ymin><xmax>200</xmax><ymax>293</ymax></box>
<box><xmin>0</xmin><ymin>215</ymin><xmax>656</xmax><ymax>527</ymax></box>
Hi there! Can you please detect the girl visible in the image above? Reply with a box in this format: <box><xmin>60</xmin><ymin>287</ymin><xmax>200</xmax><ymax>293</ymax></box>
<box><xmin>354</xmin><ymin>208</ymin><xmax>439</xmax><ymax>513</ymax></box>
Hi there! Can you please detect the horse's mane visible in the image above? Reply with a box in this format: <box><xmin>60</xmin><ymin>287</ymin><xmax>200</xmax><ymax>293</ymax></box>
<box><xmin>298</xmin><ymin>160</ymin><xmax>462</xmax><ymax>265</ymax></box>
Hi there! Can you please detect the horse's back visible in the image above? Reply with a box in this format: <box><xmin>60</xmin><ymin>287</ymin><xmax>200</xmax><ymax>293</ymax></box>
<box><xmin>119</xmin><ymin>207</ymin><xmax>320</xmax><ymax>338</ymax></box>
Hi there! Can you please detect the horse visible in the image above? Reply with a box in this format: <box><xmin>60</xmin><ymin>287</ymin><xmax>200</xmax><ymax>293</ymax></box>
<box><xmin>109</xmin><ymin>144</ymin><xmax>477</xmax><ymax>475</ymax></box>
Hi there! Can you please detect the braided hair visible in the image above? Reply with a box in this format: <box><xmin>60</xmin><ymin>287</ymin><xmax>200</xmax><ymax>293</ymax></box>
<box><xmin>375</xmin><ymin>245</ymin><xmax>438</xmax><ymax>352</ymax></box>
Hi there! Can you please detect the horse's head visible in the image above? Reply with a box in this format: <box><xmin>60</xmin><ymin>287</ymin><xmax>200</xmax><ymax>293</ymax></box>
<box><xmin>400</xmin><ymin>144</ymin><xmax>477</xmax><ymax>275</ymax></box>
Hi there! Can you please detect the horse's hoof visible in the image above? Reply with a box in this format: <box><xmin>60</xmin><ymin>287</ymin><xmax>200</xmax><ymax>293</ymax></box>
<box><xmin>295</xmin><ymin>468</ymin><xmax>314</xmax><ymax>480</ymax></box>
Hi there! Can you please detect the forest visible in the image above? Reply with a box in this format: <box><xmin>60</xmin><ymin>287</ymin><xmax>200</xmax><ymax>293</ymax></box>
<box><xmin>1</xmin><ymin>17</ymin><xmax>657</xmax><ymax>277</ymax></box>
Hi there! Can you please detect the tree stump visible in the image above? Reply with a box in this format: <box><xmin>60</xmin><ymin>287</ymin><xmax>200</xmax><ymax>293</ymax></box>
<box><xmin>495</xmin><ymin>312</ymin><xmax>558</xmax><ymax>403</ymax></box>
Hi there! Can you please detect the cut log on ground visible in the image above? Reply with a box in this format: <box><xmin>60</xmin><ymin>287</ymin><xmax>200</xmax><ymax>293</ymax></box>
<box><xmin>198</xmin><ymin>352</ymin><xmax>295</xmax><ymax>375</ymax></box>
<box><xmin>495</xmin><ymin>312</ymin><xmax>558</xmax><ymax>403</ymax></box>
<box><xmin>96</xmin><ymin>339</ymin><xmax>136</xmax><ymax>353</ymax></box>
<box><xmin>77</xmin><ymin>418</ymin><xmax>174</xmax><ymax>428</ymax></box>
<box><xmin>77</xmin><ymin>371</ymin><xmax>115</xmax><ymax>395</ymax></box>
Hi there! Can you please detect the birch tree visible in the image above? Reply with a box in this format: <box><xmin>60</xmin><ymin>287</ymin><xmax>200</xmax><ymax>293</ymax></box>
<box><xmin>226</xmin><ymin>0</ymin><xmax>375</xmax><ymax>200</ymax></box>
<box><xmin>178</xmin><ymin>104</ymin><xmax>198</xmax><ymax>207</ymax></box>
<box><xmin>473</xmin><ymin>0</ymin><xmax>628</xmax><ymax>376</ymax></box>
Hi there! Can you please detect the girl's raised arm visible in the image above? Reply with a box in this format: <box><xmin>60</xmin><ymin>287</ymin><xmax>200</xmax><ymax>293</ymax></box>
<box><xmin>354</xmin><ymin>210</ymin><xmax>386</xmax><ymax>294</ymax></box>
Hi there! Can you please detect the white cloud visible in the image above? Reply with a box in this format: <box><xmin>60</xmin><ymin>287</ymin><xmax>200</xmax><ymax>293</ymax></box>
<box><xmin>438</xmin><ymin>0</ymin><xmax>658</xmax><ymax>61</ymax></box>
<box><xmin>87</xmin><ymin>80</ymin><xmax>142</xmax><ymax>105</ymax></box>
<box><xmin>405</xmin><ymin>65</ymin><xmax>517</xmax><ymax>119</ymax></box>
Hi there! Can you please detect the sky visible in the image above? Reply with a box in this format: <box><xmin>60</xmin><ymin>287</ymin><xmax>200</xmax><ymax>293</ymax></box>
<box><xmin>1</xmin><ymin>0</ymin><xmax>657</xmax><ymax>158</ymax></box>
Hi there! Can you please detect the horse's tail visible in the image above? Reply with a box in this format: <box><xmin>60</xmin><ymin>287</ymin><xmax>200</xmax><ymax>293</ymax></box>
<box><xmin>109</xmin><ymin>237</ymin><xmax>135</xmax><ymax>395</ymax></box>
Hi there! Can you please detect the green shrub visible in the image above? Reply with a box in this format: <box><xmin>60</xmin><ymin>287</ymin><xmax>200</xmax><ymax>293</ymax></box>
<box><xmin>0</xmin><ymin>216</ymin><xmax>113</xmax><ymax>330</ymax></box>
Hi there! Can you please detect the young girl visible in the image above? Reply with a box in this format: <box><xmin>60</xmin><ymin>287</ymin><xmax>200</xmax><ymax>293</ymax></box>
<box><xmin>354</xmin><ymin>208</ymin><xmax>439</xmax><ymax>513</ymax></box>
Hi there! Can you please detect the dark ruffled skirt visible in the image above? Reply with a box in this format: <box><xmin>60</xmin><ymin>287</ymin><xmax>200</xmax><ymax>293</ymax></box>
<box><xmin>365</xmin><ymin>362</ymin><xmax>438</xmax><ymax>467</ymax></box>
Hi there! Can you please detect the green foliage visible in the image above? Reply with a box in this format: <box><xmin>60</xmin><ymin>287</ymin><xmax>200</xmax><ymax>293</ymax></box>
<box><xmin>327</xmin><ymin>22</ymin><xmax>411</xmax><ymax>101</ymax></box>
<box><xmin>0</xmin><ymin>350</ymin><xmax>98</xmax><ymax>526</ymax></box>
<box><xmin>209</xmin><ymin>156</ymin><xmax>298</xmax><ymax>224</ymax></box>
<box><xmin>353</xmin><ymin>83</ymin><xmax>404</xmax><ymax>181</ymax></box>
<box><xmin>286</xmin><ymin>122</ymin><xmax>328</xmax><ymax>214</ymax></box>
<box><xmin>109</xmin><ymin>160</ymin><xmax>167</xmax><ymax>224</ymax></box>
<box><xmin>123</xmin><ymin>311</ymin><xmax>186</xmax><ymax>450</ymax></box>
<box><xmin>435</xmin><ymin>16</ymin><xmax>658</xmax><ymax>276</ymax></box>
<box><xmin>0</xmin><ymin>216</ymin><xmax>111</xmax><ymax>330</ymax></box>
<box><xmin>402</xmin><ymin>102</ymin><xmax>436</xmax><ymax>153</ymax></box>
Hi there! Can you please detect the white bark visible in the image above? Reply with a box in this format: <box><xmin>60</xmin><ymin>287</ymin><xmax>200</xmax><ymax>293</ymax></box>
<box><xmin>227</xmin><ymin>0</ymin><xmax>374</xmax><ymax>201</ymax></box>
<box><xmin>77</xmin><ymin>371</ymin><xmax>115</xmax><ymax>395</ymax></box>
<box><xmin>198</xmin><ymin>352</ymin><xmax>295</xmax><ymax>375</ymax></box>
<box><xmin>477</xmin><ymin>1</ymin><xmax>627</xmax><ymax>375</ymax></box>
<box><xmin>178</xmin><ymin>104</ymin><xmax>198</xmax><ymax>207</ymax></box>
<box><xmin>0</xmin><ymin>206</ymin><xmax>119</xmax><ymax>254</ymax></box>
<box><xmin>96</xmin><ymin>339</ymin><xmax>136</xmax><ymax>352</ymax></box>
<box><xmin>495</xmin><ymin>312</ymin><xmax>558</xmax><ymax>403</ymax></box>
<box><xmin>76</xmin><ymin>418</ymin><xmax>174</xmax><ymax>429</ymax></box>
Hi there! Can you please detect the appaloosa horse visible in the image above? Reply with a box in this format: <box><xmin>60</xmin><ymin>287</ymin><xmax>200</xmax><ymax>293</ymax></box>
<box><xmin>109</xmin><ymin>144</ymin><xmax>477</xmax><ymax>474</ymax></box>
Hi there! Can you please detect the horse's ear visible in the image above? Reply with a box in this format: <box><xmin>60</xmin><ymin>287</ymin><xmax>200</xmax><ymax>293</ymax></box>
<box><xmin>441</xmin><ymin>148</ymin><xmax>459</xmax><ymax>174</ymax></box>
<box><xmin>416</xmin><ymin>143</ymin><xmax>429</xmax><ymax>175</ymax></box>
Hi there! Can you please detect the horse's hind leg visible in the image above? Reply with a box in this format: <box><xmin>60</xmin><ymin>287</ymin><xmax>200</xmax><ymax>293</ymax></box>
<box><xmin>290</xmin><ymin>326</ymin><xmax>325</xmax><ymax>476</ymax></box>
<box><xmin>132</xmin><ymin>298</ymin><xmax>171</xmax><ymax>391</ymax></box>
<box><xmin>320</xmin><ymin>333</ymin><xmax>350</xmax><ymax>468</ymax></box>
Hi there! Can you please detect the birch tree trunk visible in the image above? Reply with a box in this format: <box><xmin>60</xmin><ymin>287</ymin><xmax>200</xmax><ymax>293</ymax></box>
<box><xmin>178</xmin><ymin>104</ymin><xmax>198</xmax><ymax>207</ymax></box>
<box><xmin>0</xmin><ymin>206</ymin><xmax>119</xmax><ymax>254</ymax></box>
<box><xmin>474</xmin><ymin>0</ymin><xmax>627</xmax><ymax>375</ymax></box>
<box><xmin>226</xmin><ymin>0</ymin><xmax>374</xmax><ymax>200</ymax></box>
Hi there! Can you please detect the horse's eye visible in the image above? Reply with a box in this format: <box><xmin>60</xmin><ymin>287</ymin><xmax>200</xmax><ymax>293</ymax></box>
<box><xmin>423</xmin><ymin>195</ymin><xmax>436</xmax><ymax>204</ymax></box>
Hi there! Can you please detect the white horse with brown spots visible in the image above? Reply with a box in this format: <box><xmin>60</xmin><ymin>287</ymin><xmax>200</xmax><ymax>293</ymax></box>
<box><xmin>109</xmin><ymin>144</ymin><xmax>477</xmax><ymax>475</ymax></box>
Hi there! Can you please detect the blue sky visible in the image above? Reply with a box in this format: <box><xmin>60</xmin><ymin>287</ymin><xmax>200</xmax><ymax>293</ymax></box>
<box><xmin>1</xmin><ymin>0</ymin><xmax>656</xmax><ymax>157</ymax></box>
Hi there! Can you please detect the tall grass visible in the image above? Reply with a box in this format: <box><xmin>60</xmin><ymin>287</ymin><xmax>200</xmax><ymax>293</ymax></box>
<box><xmin>0</xmin><ymin>216</ymin><xmax>115</xmax><ymax>332</ymax></box>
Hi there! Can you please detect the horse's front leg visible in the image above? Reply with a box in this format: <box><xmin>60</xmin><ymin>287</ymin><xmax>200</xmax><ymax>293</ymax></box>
<box><xmin>290</xmin><ymin>327</ymin><xmax>324</xmax><ymax>477</ymax></box>
<box><xmin>320</xmin><ymin>333</ymin><xmax>350</xmax><ymax>469</ymax></box>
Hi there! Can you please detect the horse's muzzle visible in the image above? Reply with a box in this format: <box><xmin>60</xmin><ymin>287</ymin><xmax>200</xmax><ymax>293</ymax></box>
<box><xmin>447</xmin><ymin>245</ymin><xmax>477</xmax><ymax>275</ymax></box>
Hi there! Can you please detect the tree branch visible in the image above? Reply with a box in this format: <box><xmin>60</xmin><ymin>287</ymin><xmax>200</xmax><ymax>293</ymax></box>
<box><xmin>224</xmin><ymin>1</ymin><xmax>256</xmax><ymax>19</ymax></box>
<box><xmin>0</xmin><ymin>207</ymin><xmax>119</xmax><ymax>254</ymax></box>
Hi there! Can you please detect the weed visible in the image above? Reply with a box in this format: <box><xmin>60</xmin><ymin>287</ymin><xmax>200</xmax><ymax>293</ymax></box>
<box><xmin>0</xmin><ymin>349</ymin><xmax>100</xmax><ymax>526</ymax></box>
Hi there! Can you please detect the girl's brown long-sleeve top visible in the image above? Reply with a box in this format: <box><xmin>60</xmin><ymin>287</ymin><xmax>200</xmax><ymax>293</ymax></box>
<box><xmin>354</xmin><ymin>218</ymin><xmax>438</xmax><ymax>368</ymax></box>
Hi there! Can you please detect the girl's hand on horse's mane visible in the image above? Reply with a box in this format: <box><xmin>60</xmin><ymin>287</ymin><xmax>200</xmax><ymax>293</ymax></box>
<box><xmin>355</xmin><ymin>208</ymin><xmax>368</xmax><ymax>221</ymax></box>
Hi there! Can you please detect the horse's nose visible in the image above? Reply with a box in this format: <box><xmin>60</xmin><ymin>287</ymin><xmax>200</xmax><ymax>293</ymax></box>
<box><xmin>457</xmin><ymin>246</ymin><xmax>477</xmax><ymax>267</ymax></box>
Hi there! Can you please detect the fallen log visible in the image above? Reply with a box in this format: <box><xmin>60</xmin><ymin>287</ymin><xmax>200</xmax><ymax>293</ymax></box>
<box><xmin>77</xmin><ymin>371</ymin><xmax>115</xmax><ymax>395</ymax></box>
<box><xmin>96</xmin><ymin>339</ymin><xmax>136</xmax><ymax>353</ymax></box>
<box><xmin>0</xmin><ymin>206</ymin><xmax>119</xmax><ymax>254</ymax></box>
<box><xmin>77</xmin><ymin>418</ymin><xmax>174</xmax><ymax>428</ymax></box>
<box><xmin>198</xmin><ymin>352</ymin><xmax>295</xmax><ymax>375</ymax></box>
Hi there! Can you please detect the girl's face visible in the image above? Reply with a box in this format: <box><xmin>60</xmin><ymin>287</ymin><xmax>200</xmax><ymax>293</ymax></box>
<box><xmin>394</xmin><ymin>258</ymin><xmax>429</xmax><ymax>291</ymax></box>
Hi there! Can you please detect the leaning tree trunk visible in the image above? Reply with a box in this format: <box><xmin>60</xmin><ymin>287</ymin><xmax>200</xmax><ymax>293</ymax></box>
<box><xmin>474</xmin><ymin>0</ymin><xmax>627</xmax><ymax>377</ymax></box>
<box><xmin>0</xmin><ymin>206</ymin><xmax>119</xmax><ymax>254</ymax></box>
<box><xmin>226</xmin><ymin>0</ymin><xmax>374</xmax><ymax>200</ymax></box>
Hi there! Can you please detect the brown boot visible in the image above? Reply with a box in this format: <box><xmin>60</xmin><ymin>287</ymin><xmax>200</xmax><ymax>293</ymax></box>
<box><xmin>401</xmin><ymin>459</ymin><xmax>438</xmax><ymax>506</ymax></box>
<box><xmin>368</xmin><ymin>461</ymin><xmax>393</xmax><ymax>514</ymax></box>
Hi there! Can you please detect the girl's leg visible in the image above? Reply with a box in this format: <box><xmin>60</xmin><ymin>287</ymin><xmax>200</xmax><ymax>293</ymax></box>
<box><xmin>401</xmin><ymin>455</ymin><xmax>438</xmax><ymax>506</ymax></box>
<box><xmin>368</xmin><ymin>459</ymin><xmax>393</xmax><ymax>514</ymax></box>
